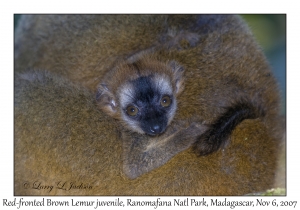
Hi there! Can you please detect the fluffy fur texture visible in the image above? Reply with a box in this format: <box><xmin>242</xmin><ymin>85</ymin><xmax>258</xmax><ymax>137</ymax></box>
<box><xmin>14</xmin><ymin>14</ymin><xmax>285</xmax><ymax>195</ymax></box>
<box><xmin>194</xmin><ymin>99</ymin><xmax>266</xmax><ymax>156</ymax></box>
<box><xmin>15</xmin><ymin>70</ymin><xmax>280</xmax><ymax>195</ymax></box>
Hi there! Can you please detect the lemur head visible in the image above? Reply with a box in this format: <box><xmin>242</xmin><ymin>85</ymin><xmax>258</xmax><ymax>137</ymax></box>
<box><xmin>96</xmin><ymin>57</ymin><xmax>184</xmax><ymax>135</ymax></box>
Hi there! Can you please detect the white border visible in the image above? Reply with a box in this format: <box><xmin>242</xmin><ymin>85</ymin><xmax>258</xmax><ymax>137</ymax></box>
<box><xmin>1</xmin><ymin>1</ymin><xmax>298</xmax><ymax>209</ymax></box>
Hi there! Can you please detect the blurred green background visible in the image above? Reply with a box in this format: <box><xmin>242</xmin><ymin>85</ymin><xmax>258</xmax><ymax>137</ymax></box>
<box><xmin>241</xmin><ymin>15</ymin><xmax>286</xmax><ymax>114</ymax></box>
<box><xmin>14</xmin><ymin>14</ymin><xmax>286</xmax><ymax>114</ymax></box>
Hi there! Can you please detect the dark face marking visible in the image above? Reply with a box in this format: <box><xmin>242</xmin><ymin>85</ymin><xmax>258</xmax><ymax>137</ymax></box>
<box><xmin>126</xmin><ymin>76</ymin><xmax>172</xmax><ymax>135</ymax></box>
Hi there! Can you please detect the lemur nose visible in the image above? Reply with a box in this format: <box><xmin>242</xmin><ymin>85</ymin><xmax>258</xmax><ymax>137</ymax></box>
<box><xmin>150</xmin><ymin>125</ymin><xmax>162</xmax><ymax>134</ymax></box>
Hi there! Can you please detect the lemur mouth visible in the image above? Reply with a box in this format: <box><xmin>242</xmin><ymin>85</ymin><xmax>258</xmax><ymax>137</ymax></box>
<box><xmin>146</xmin><ymin>132</ymin><xmax>163</xmax><ymax>137</ymax></box>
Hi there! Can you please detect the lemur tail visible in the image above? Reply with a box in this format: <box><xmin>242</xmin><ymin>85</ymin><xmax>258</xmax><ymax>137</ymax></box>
<box><xmin>193</xmin><ymin>99</ymin><xmax>265</xmax><ymax>156</ymax></box>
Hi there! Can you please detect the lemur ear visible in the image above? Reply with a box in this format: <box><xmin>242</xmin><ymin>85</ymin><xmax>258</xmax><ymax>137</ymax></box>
<box><xmin>96</xmin><ymin>84</ymin><xmax>117</xmax><ymax>117</ymax></box>
<box><xmin>169</xmin><ymin>60</ymin><xmax>184</xmax><ymax>95</ymax></box>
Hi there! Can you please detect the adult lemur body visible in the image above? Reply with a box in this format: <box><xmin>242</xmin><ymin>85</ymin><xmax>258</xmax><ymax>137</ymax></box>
<box><xmin>14</xmin><ymin>15</ymin><xmax>284</xmax><ymax>194</ymax></box>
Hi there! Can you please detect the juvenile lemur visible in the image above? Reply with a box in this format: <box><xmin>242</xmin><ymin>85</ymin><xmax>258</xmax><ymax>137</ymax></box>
<box><xmin>14</xmin><ymin>15</ymin><xmax>284</xmax><ymax>194</ymax></box>
<box><xmin>96</xmin><ymin>55</ymin><xmax>212</xmax><ymax>178</ymax></box>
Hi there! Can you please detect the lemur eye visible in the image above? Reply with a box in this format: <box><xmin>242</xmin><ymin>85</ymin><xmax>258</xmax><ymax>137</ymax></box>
<box><xmin>126</xmin><ymin>105</ymin><xmax>139</xmax><ymax>116</ymax></box>
<box><xmin>160</xmin><ymin>95</ymin><xmax>172</xmax><ymax>107</ymax></box>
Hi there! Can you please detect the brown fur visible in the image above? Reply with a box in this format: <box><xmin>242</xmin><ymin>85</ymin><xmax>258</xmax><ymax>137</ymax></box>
<box><xmin>15</xmin><ymin>70</ymin><xmax>280</xmax><ymax>195</ymax></box>
<box><xmin>14</xmin><ymin>15</ymin><xmax>285</xmax><ymax>195</ymax></box>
